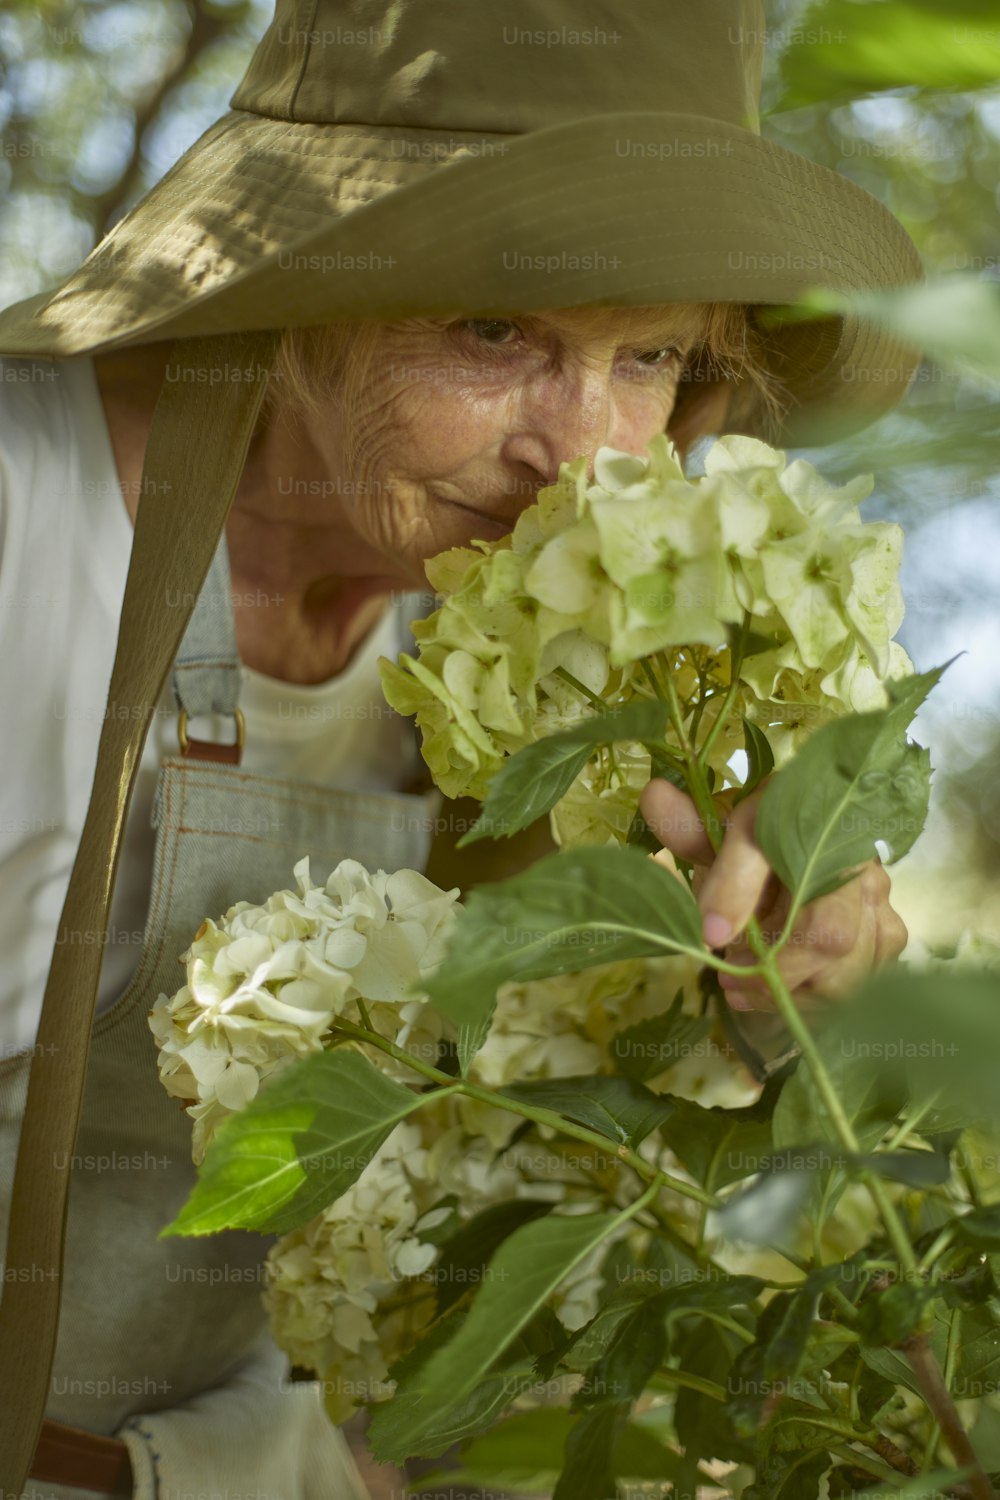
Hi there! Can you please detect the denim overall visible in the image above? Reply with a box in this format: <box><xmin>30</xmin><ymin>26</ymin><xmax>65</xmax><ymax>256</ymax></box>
<box><xmin>0</xmin><ymin>535</ymin><xmax>441</xmax><ymax>1499</ymax></box>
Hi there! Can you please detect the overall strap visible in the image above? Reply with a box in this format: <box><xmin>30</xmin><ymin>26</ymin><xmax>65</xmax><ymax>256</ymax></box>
<box><xmin>171</xmin><ymin>530</ymin><xmax>245</xmax><ymax>764</ymax></box>
<box><xmin>0</xmin><ymin>329</ymin><xmax>280</xmax><ymax>1494</ymax></box>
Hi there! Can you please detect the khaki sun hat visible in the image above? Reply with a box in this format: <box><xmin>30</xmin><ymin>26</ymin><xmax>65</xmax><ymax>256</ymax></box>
<box><xmin>0</xmin><ymin>0</ymin><xmax>925</xmax><ymax>445</ymax></box>
<box><xmin>0</xmin><ymin>2</ymin><xmax>928</xmax><ymax>1489</ymax></box>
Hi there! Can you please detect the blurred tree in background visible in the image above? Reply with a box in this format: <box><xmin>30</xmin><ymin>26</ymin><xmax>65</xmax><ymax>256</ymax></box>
<box><xmin>1</xmin><ymin>0</ymin><xmax>998</xmax><ymax>946</ymax></box>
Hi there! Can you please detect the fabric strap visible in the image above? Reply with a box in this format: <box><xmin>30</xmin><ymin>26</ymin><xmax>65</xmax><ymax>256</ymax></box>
<box><xmin>0</xmin><ymin>328</ymin><xmax>280</xmax><ymax>1494</ymax></box>
<box><xmin>171</xmin><ymin>527</ymin><xmax>243</xmax><ymax>719</ymax></box>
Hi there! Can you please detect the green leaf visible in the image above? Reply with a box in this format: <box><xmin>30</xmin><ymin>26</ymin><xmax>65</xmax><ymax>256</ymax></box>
<box><xmin>414</xmin><ymin>1407</ymin><xmax>576</xmax><ymax>1493</ymax></box>
<box><xmin>552</xmin><ymin>1403</ymin><xmax>629</xmax><ymax>1500</ymax></box>
<box><xmin>413</xmin><ymin>1409</ymin><xmax>681</xmax><ymax>1495</ymax></box>
<box><xmin>953</xmin><ymin>1203</ymin><xmax>1000</xmax><ymax>1251</ymax></box>
<box><xmin>756</xmin><ymin>664</ymin><xmax>947</xmax><ymax>910</ymax></box>
<box><xmin>368</xmin><ymin>1302</ymin><xmax>548</xmax><ymax>1461</ymax></box>
<box><xmin>497</xmin><ymin>1073</ymin><xmax>676</xmax><ymax>1149</ymax></box>
<box><xmin>456</xmin><ymin>701</ymin><xmax>669</xmax><ymax>846</ymax></box>
<box><xmin>367</xmin><ymin>1208</ymin><xmax>629</xmax><ymax>1463</ymax></box>
<box><xmin>610</xmin><ymin>988</ymin><xmax>713</xmax><ymax>1084</ymax></box>
<box><xmin>724</xmin><ymin>1288</ymin><xmax>821</xmax><ymax>1441</ymax></box>
<box><xmin>856</xmin><ymin>1282</ymin><xmax>941</xmax><ymax>1347</ymax></box>
<box><xmin>769</xmin><ymin>0</ymin><xmax>1000</xmax><ymax>114</ymax></box>
<box><xmin>832</xmin><ymin>968</ymin><xmax>1000</xmax><ymax>1131</ymax></box>
<box><xmin>855</xmin><ymin>1148</ymin><xmax>952</xmax><ymax>1189</ymax></box>
<box><xmin>431</xmin><ymin>1198</ymin><xmax>554</xmax><ymax>1314</ymax></box>
<box><xmin>859</xmin><ymin>1299</ymin><xmax>952</xmax><ymax>1398</ymax></box>
<box><xmin>159</xmin><ymin>1050</ymin><xmax>424</xmax><ymax>1237</ymax></box>
<box><xmin>887</xmin><ymin>1473</ymin><xmax>976</xmax><ymax>1500</ymax></box>
<box><xmin>773</xmin><ymin>1047</ymin><xmax>899</xmax><ymax>1155</ymax></box>
<box><xmin>394</xmin><ymin>1359</ymin><xmax>539</xmax><ymax>1458</ymax></box>
<box><xmin>728</xmin><ymin>622</ymin><xmax>782</xmax><ymax>661</ymax></box>
<box><xmin>421</xmin><ymin>843</ymin><xmax>705</xmax><ymax>1074</ymax></box>
<box><xmin>751</xmin><ymin>1140</ymin><xmax>953</xmax><ymax>1194</ymax></box>
<box><xmin>574</xmin><ymin>1306</ymin><xmax>666</xmax><ymax>1410</ymax></box>
<box><xmin>953</xmin><ymin>1302</ymin><xmax>1000</xmax><ymax>1398</ymax></box>
<box><xmin>561</xmin><ymin>1281</ymin><xmax>661</xmax><ymax>1373</ymax></box>
<box><xmin>737</xmin><ymin>715</ymin><xmax>775</xmax><ymax>804</ymax></box>
<box><xmin>935</xmin><ymin>1258</ymin><xmax>997</xmax><ymax>1313</ymax></box>
<box><xmin>612</xmin><ymin>1422</ymin><xmax>682</xmax><ymax>1483</ymax></box>
<box><xmin>967</xmin><ymin>1401</ymin><xmax>1000</xmax><ymax>1472</ymax></box>
<box><xmin>673</xmin><ymin>1317</ymin><xmax>753</xmax><ymax>1488</ymax></box>
<box><xmin>625</xmin><ymin>804</ymin><xmax>663</xmax><ymax>854</ymax></box>
<box><xmin>743</xmin><ymin>1449</ymin><xmax>832</xmax><ymax>1500</ymax></box>
<box><xmin>659</xmin><ymin>1273</ymin><xmax>766</xmax><ymax>1333</ymax></box>
<box><xmin>661</xmin><ymin>1091</ymin><xmax>776</xmax><ymax>1190</ymax></box>
<box><xmin>645</xmin><ymin>743</ymin><xmax>690</xmax><ymax>790</ymax></box>
<box><xmin>771</xmin><ymin>280</ymin><xmax>1000</xmax><ymax>391</ymax></box>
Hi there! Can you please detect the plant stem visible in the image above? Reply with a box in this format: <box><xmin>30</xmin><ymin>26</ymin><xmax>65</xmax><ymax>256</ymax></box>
<box><xmin>918</xmin><ymin>1225</ymin><xmax>960</xmax><ymax>1279</ymax></box>
<box><xmin>753</xmin><ymin>940</ymin><xmax>920</xmax><ymax>1278</ymax></box>
<box><xmin>654</xmin><ymin>656</ymin><xmax>694</xmax><ymax>758</ymax></box>
<box><xmin>643</xmin><ymin>650</ymin><xmax>726</xmax><ymax>852</ymax></box>
<box><xmin>882</xmin><ymin>1093</ymin><xmax>944</xmax><ymax>1154</ymax></box>
<box><xmin>695</xmin><ymin>616</ymin><xmax>751</xmax><ymax>770</ymax></box>
<box><xmin>923</xmin><ymin>1306</ymin><xmax>962</xmax><ymax>1474</ymax></box>
<box><xmin>553</xmin><ymin>665</ymin><xmax>608</xmax><ymax>714</ymax></box>
<box><xmin>957</xmin><ymin>1148</ymin><xmax>984</xmax><ymax>1209</ymax></box>
<box><xmin>640</xmin><ymin>656</ymin><xmax>668</xmax><ymax>707</ymax></box>
<box><xmin>902</xmin><ymin>1329</ymin><xmax>995</xmax><ymax>1500</ymax></box>
<box><xmin>752</xmin><ymin>943</ymin><xmax>862</xmax><ymax>1154</ymax></box>
<box><xmin>826</xmin><ymin>1441</ymin><xmax>912</xmax><ymax>1486</ymax></box>
<box><xmin>328</xmin><ymin>1018</ymin><xmax>719</xmax><ymax>1210</ymax></box>
<box><xmin>355</xmin><ymin>997</ymin><xmax>376</xmax><ymax>1033</ymax></box>
<box><xmin>704</xmin><ymin>1312</ymin><xmax>755</xmax><ymax>1345</ymax></box>
<box><xmin>645</xmin><ymin>1368</ymin><xmax>727</xmax><ymax>1402</ymax></box>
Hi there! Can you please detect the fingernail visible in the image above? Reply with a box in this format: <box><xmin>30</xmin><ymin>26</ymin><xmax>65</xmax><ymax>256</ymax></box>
<box><xmin>703</xmin><ymin>912</ymin><xmax>734</xmax><ymax>949</ymax></box>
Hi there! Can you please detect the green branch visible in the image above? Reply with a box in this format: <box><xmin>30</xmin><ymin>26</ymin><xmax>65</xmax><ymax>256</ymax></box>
<box><xmin>327</xmin><ymin>1018</ymin><xmax>719</xmax><ymax>1211</ymax></box>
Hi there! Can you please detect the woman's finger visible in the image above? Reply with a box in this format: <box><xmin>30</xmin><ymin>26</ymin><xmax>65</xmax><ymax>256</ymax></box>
<box><xmin>696</xmin><ymin>791</ymin><xmax>772</xmax><ymax>949</ymax></box>
<box><xmin>638</xmin><ymin>779</ymin><xmax>714</xmax><ymax>865</ymax></box>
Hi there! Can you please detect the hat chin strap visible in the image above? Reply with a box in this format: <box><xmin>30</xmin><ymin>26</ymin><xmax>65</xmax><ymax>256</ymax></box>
<box><xmin>0</xmin><ymin>328</ymin><xmax>280</xmax><ymax>1493</ymax></box>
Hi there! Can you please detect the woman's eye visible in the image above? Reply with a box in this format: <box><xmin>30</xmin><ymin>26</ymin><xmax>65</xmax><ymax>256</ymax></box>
<box><xmin>463</xmin><ymin>318</ymin><xmax>521</xmax><ymax>344</ymax></box>
<box><xmin>633</xmin><ymin>345</ymin><xmax>682</xmax><ymax>368</ymax></box>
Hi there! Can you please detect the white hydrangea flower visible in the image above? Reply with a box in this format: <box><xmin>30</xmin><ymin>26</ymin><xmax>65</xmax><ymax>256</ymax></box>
<box><xmin>246</xmin><ymin>937</ymin><xmax>797</xmax><ymax>1418</ymax></box>
<box><xmin>262</xmin><ymin>1120</ymin><xmax>440</xmax><ymax>1422</ymax></box>
<box><xmin>379</xmin><ymin>431</ymin><xmax>911</xmax><ymax>840</ymax></box>
<box><xmin>149</xmin><ymin>855</ymin><xmax>461</xmax><ymax>1161</ymax></box>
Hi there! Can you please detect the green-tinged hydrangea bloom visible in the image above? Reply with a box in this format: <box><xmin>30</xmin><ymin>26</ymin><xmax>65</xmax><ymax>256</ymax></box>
<box><xmin>378</xmin><ymin>432</ymin><xmax>912</xmax><ymax>840</ymax></box>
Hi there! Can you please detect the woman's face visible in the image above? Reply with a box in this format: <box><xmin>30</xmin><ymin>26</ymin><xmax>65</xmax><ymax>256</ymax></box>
<box><xmin>286</xmin><ymin>306</ymin><xmax>706</xmax><ymax>592</ymax></box>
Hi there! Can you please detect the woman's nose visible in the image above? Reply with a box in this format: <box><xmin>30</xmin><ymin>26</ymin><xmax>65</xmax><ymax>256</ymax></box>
<box><xmin>500</xmin><ymin>360</ymin><xmax>621</xmax><ymax>485</ymax></box>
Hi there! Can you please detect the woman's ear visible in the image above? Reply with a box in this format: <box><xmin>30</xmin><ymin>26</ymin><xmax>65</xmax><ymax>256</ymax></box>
<box><xmin>667</xmin><ymin>376</ymin><xmax>732</xmax><ymax>462</ymax></box>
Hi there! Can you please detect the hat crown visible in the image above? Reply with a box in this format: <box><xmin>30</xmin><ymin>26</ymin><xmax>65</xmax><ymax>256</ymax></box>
<box><xmin>231</xmin><ymin>0</ymin><xmax>766</xmax><ymax>136</ymax></box>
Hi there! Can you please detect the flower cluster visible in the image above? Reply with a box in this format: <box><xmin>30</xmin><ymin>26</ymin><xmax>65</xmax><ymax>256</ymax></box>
<box><xmin>378</xmin><ymin>433</ymin><xmax>912</xmax><ymax>839</ymax></box>
<box><xmin>148</xmin><ymin>855</ymin><xmax>460</xmax><ymax>1162</ymax></box>
<box><xmin>259</xmin><ymin>942</ymin><xmax>759</xmax><ymax>1421</ymax></box>
<box><xmin>148</xmin><ymin>845</ymin><xmax>739</xmax><ymax>1419</ymax></box>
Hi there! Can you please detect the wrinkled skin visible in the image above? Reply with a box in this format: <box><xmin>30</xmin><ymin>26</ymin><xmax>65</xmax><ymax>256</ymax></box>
<box><xmin>96</xmin><ymin>306</ymin><xmax>908</xmax><ymax>1005</ymax></box>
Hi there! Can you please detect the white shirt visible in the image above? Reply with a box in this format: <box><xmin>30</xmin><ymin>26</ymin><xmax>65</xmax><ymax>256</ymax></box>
<box><xmin>0</xmin><ymin>354</ymin><xmax>425</xmax><ymax>1054</ymax></box>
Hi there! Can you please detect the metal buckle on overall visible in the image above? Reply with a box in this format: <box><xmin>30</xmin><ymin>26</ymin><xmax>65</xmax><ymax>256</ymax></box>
<box><xmin>176</xmin><ymin>707</ymin><xmax>245</xmax><ymax>766</ymax></box>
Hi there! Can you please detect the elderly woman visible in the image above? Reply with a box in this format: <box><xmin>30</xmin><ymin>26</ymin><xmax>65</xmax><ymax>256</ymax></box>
<box><xmin>0</xmin><ymin>0</ymin><xmax>922</xmax><ymax>1496</ymax></box>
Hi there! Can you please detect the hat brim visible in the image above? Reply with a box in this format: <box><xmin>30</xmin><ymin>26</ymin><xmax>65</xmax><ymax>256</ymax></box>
<box><xmin>0</xmin><ymin>107</ymin><xmax>924</xmax><ymax>445</ymax></box>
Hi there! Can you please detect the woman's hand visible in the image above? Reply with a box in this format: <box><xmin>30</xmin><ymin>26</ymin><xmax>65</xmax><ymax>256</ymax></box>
<box><xmin>639</xmin><ymin>778</ymin><xmax>909</xmax><ymax>1013</ymax></box>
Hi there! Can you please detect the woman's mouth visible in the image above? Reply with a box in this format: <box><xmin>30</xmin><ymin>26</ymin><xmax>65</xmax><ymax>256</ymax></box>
<box><xmin>445</xmin><ymin>498</ymin><xmax>513</xmax><ymax>538</ymax></box>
